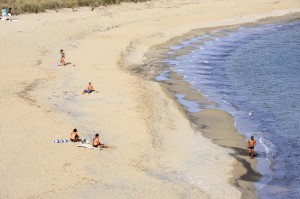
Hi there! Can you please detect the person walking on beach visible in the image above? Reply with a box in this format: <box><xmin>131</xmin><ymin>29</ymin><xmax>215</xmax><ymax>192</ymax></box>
<box><xmin>60</xmin><ymin>49</ymin><xmax>65</xmax><ymax>66</ymax></box>
<box><xmin>93</xmin><ymin>133</ymin><xmax>109</xmax><ymax>148</ymax></box>
<box><xmin>248</xmin><ymin>136</ymin><xmax>256</xmax><ymax>159</ymax></box>
<box><xmin>70</xmin><ymin>128</ymin><xmax>81</xmax><ymax>142</ymax></box>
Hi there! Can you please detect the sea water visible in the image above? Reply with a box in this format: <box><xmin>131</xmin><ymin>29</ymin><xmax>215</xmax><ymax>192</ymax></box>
<box><xmin>159</xmin><ymin>20</ymin><xmax>300</xmax><ymax>198</ymax></box>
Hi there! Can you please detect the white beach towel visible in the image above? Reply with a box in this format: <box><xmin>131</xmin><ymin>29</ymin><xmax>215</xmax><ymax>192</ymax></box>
<box><xmin>77</xmin><ymin>143</ymin><xmax>102</xmax><ymax>150</ymax></box>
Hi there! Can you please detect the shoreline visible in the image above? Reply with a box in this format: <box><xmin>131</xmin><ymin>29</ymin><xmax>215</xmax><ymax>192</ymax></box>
<box><xmin>1</xmin><ymin>1</ymin><xmax>300</xmax><ymax>198</ymax></box>
<box><xmin>128</xmin><ymin>12</ymin><xmax>300</xmax><ymax>198</ymax></box>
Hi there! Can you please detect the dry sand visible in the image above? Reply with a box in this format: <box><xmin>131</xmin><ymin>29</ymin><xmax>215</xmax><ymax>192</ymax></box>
<box><xmin>0</xmin><ymin>0</ymin><xmax>299</xmax><ymax>198</ymax></box>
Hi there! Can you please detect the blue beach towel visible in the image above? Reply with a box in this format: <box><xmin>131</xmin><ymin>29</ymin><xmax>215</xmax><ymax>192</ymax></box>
<box><xmin>54</xmin><ymin>139</ymin><xmax>70</xmax><ymax>143</ymax></box>
<box><xmin>54</xmin><ymin>138</ymin><xmax>86</xmax><ymax>143</ymax></box>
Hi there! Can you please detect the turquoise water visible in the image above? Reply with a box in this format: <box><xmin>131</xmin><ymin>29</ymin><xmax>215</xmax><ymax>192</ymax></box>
<box><xmin>160</xmin><ymin>20</ymin><xmax>300</xmax><ymax>198</ymax></box>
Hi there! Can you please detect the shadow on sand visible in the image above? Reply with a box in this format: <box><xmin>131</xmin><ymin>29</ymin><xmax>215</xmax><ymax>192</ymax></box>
<box><xmin>229</xmin><ymin>147</ymin><xmax>263</xmax><ymax>182</ymax></box>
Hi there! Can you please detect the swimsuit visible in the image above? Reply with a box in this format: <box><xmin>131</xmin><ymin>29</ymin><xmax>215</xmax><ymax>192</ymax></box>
<box><xmin>93</xmin><ymin>143</ymin><xmax>103</xmax><ymax>148</ymax></box>
<box><xmin>93</xmin><ymin>143</ymin><xmax>100</xmax><ymax>148</ymax></box>
<box><xmin>249</xmin><ymin>146</ymin><xmax>254</xmax><ymax>149</ymax></box>
<box><xmin>84</xmin><ymin>89</ymin><xmax>95</xmax><ymax>93</ymax></box>
<box><xmin>70</xmin><ymin>135</ymin><xmax>79</xmax><ymax>142</ymax></box>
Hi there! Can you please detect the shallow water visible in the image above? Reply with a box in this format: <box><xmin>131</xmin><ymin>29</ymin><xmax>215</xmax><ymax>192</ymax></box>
<box><xmin>159</xmin><ymin>20</ymin><xmax>300</xmax><ymax>198</ymax></box>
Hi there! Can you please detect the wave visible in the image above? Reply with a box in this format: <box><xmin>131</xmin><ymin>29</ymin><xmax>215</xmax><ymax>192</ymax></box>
<box><xmin>259</xmin><ymin>137</ymin><xmax>277</xmax><ymax>159</ymax></box>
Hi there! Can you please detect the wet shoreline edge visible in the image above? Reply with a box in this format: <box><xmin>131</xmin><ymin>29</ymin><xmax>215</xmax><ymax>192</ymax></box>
<box><xmin>124</xmin><ymin>12</ymin><xmax>300</xmax><ymax>198</ymax></box>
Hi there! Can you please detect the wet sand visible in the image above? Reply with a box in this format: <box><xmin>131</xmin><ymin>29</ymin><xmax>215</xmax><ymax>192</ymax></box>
<box><xmin>132</xmin><ymin>12</ymin><xmax>300</xmax><ymax>198</ymax></box>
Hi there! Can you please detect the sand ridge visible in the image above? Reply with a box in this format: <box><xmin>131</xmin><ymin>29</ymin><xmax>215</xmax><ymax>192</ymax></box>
<box><xmin>0</xmin><ymin>0</ymin><xmax>299</xmax><ymax>198</ymax></box>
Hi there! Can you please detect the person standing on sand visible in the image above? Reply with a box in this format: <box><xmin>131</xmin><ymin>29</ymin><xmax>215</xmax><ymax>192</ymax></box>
<box><xmin>1</xmin><ymin>8</ymin><xmax>7</xmax><ymax>20</ymax></box>
<box><xmin>70</xmin><ymin>128</ymin><xmax>81</xmax><ymax>142</ymax></box>
<box><xmin>248</xmin><ymin>136</ymin><xmax>256</xmax><ymax>159</ymax></box>
<box><xmin>93</xmin><ymin>133</ymin><xmax>109</xmax><ymax>148</ymax></box>
<box><xmin>7</xmin><ymin>8</ymin><xmax>12</xmax><ymax>21</ymax></box>
<box><xmin>60</xmin><ymin>49</ymin><xmax>65</xmax><ymax>66</ymax></box>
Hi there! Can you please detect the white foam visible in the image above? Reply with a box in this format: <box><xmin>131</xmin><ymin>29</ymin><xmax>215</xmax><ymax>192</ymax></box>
<box><xmin>259</xmin><ymin>137</ymin><xmax>277</xmax><ymax>158</ymax></box>
<box><xmin>199</xmin><ymin>66</ymin><xmax>213</xmax><ymax>69</ymax></box>
<box><xmin>222</xmin><ymin>98</ymin><xmax>232</xmax><ymax>106</ymax></box>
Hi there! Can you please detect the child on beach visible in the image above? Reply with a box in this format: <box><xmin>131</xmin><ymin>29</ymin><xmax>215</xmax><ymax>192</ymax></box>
<box><xmin>1</xmin><ymin>8</ymin><xmax>7</xmax><ymax>20</ymax></box>
<box><xmin>82</xmin><ymin>82</ymin><xmax>95</xmax><ymax>94</ymax></box>
<box><xmin>60</xmin><ymin>49</ymin><xmax>65</xmax><ymax>66</ymax></box>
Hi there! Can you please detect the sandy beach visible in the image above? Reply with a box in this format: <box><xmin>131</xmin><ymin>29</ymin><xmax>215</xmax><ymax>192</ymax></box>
<box><xmin>0</xmin><ymin>0</ymin><xmax>299</xmax><ymax>198</ymax></box>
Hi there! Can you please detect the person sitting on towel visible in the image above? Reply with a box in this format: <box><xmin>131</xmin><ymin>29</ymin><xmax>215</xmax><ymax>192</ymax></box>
<box><xmin>82</xmin><ymin>82</ymin><xmax>95</xmax><ymax>94</ymax></box>
<box><xmin>93</xmin><ymin>133</ymin><xmax>108</xmax><ymax>148</ymax></box>
<box><xmin>70</xmin><ymin>128</ymin><xmax>81</xmax><ymax>142</ymax></box>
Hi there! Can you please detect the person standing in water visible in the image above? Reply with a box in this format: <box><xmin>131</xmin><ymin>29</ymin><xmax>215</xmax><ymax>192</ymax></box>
<box><xmin>248</xmin><ymin>136</ymin><xmax>256</xmax><ymax>159</ymax></box>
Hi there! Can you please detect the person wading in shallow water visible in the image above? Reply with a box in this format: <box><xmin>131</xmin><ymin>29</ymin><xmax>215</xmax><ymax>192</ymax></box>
<box><xmin>248</xmin><ymin>136</ymin><xmax>256</xmax><ymax>159</ymax></box>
